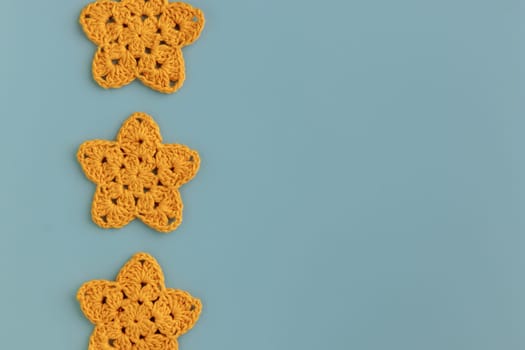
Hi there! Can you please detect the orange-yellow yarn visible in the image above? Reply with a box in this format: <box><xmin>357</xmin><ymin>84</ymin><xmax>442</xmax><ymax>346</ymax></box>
<box><xmin>78</xmin><ymin>252</ymin><xmax>202</xmax><ymax>350</ymax></box>
<box><xmin>80</xmin><ymin>0</ymin><xmax>205</xmax><ymax>93</ymax></box>
<box><xmin>77</xmin><ymin>112</ymin><xmax>200</xmax><ymax>233</ymax></box>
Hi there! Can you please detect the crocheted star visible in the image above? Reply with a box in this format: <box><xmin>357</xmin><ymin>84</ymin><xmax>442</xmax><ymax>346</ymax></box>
<box><xmin>77</xmin><ymin>112</ymin><xmax>200</xmax><ymax>232</ymax></box>
<box><xmin>79</xmin><ymin>0</ymin><xmax>205</xmax><ymax>93</ymax></box>
<box><xmin>78</xmin><ymin>253</ymin><xmax>202</xmax><ymax>350</ymax></box>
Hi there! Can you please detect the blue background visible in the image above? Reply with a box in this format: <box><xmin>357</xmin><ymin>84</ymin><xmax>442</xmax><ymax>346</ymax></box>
<box><xmin>1</xmin><ymin>0</ymin><xmax>524</xmax><ymax>349</ymax></box>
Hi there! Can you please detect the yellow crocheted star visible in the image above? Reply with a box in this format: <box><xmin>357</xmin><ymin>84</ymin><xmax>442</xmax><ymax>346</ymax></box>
<box><xmin>77</xmin><ymin>112</ymin><xmax>200</xmax><ymax>232</ymax></box>
<box><xmin>78</xmin><ymin>253</ymin><xmax>202</xmax><ymax>350</ymax></box>
<box><xmin>79</xmin><ymin>0</ymin><xmax>205</xmax><ymax>93</ymax></box>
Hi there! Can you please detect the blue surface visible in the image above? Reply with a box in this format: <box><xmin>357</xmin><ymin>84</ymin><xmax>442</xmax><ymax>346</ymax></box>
<box><xmin>1</xmin><ymin>0</ymin><xmax>524</xmax><ymax>349</ymax></box>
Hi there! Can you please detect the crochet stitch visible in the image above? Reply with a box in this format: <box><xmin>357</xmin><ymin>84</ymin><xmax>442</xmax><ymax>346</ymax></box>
<box><xmin>80</xmin><ymin>0</ymin><xmax>205</xmax><ymax>93</ymax></box>
<box><xmin>78</xmin><ymin>252</ymin><xmax>202</xmax><ymax>350</ymax></box>
<box><xmin>77</xmin><ymin>112</ymin><xmax>200</xmax><ymax>232</ymax></box>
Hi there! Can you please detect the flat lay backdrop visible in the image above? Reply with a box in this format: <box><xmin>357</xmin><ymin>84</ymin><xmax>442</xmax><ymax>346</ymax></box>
<box><xmin>1</xmin><ymin>1</ymin><xmax>524</xmax><ymax>349</ymax></box>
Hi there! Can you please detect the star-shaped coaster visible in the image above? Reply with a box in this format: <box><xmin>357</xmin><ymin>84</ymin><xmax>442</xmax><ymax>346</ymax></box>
<box><xmin>77</xmin><ymin>112</ymin><xmax>200</xmax><ymax>232</ymax></box>
<box><xmin>78</xmin><ymin>253</ymin><xmax>202</xmax><ymax>350</ymax></box>
<box><xmin>79</xmin><ymin>0</ymin><xmax>205</xmax><ymax>93</ymax></box>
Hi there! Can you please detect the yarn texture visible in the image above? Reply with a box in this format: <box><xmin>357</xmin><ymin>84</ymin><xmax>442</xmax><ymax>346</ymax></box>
<box><xmin>78</xmin><ymin>252</ymin><xmax>202</xmax><ymax>350</ymax></box>
<box><xmin>80</xmin><ymin>0</ymin><xmax>205</xmax><ymax>93</ymax></box>
<box><xmin>77</xmin><ymin>112</ymin><xmax>200</xmax><ymax>232</ymax></box>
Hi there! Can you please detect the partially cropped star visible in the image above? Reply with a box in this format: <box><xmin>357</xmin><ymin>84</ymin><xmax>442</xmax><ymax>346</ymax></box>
<box><xmin>77</xmin><ymin>112</ymin><xmax>200</xmax><ymax>232</ymax></box>
<box><xmin>78</xmin><ymin>253</ymin><xmax>202</xmax><ymax>350</ymax></box>
<box><xmin>79</xmin><ymin>0</ymin><xmax>205</xmax><ymax>93</ymax></box>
